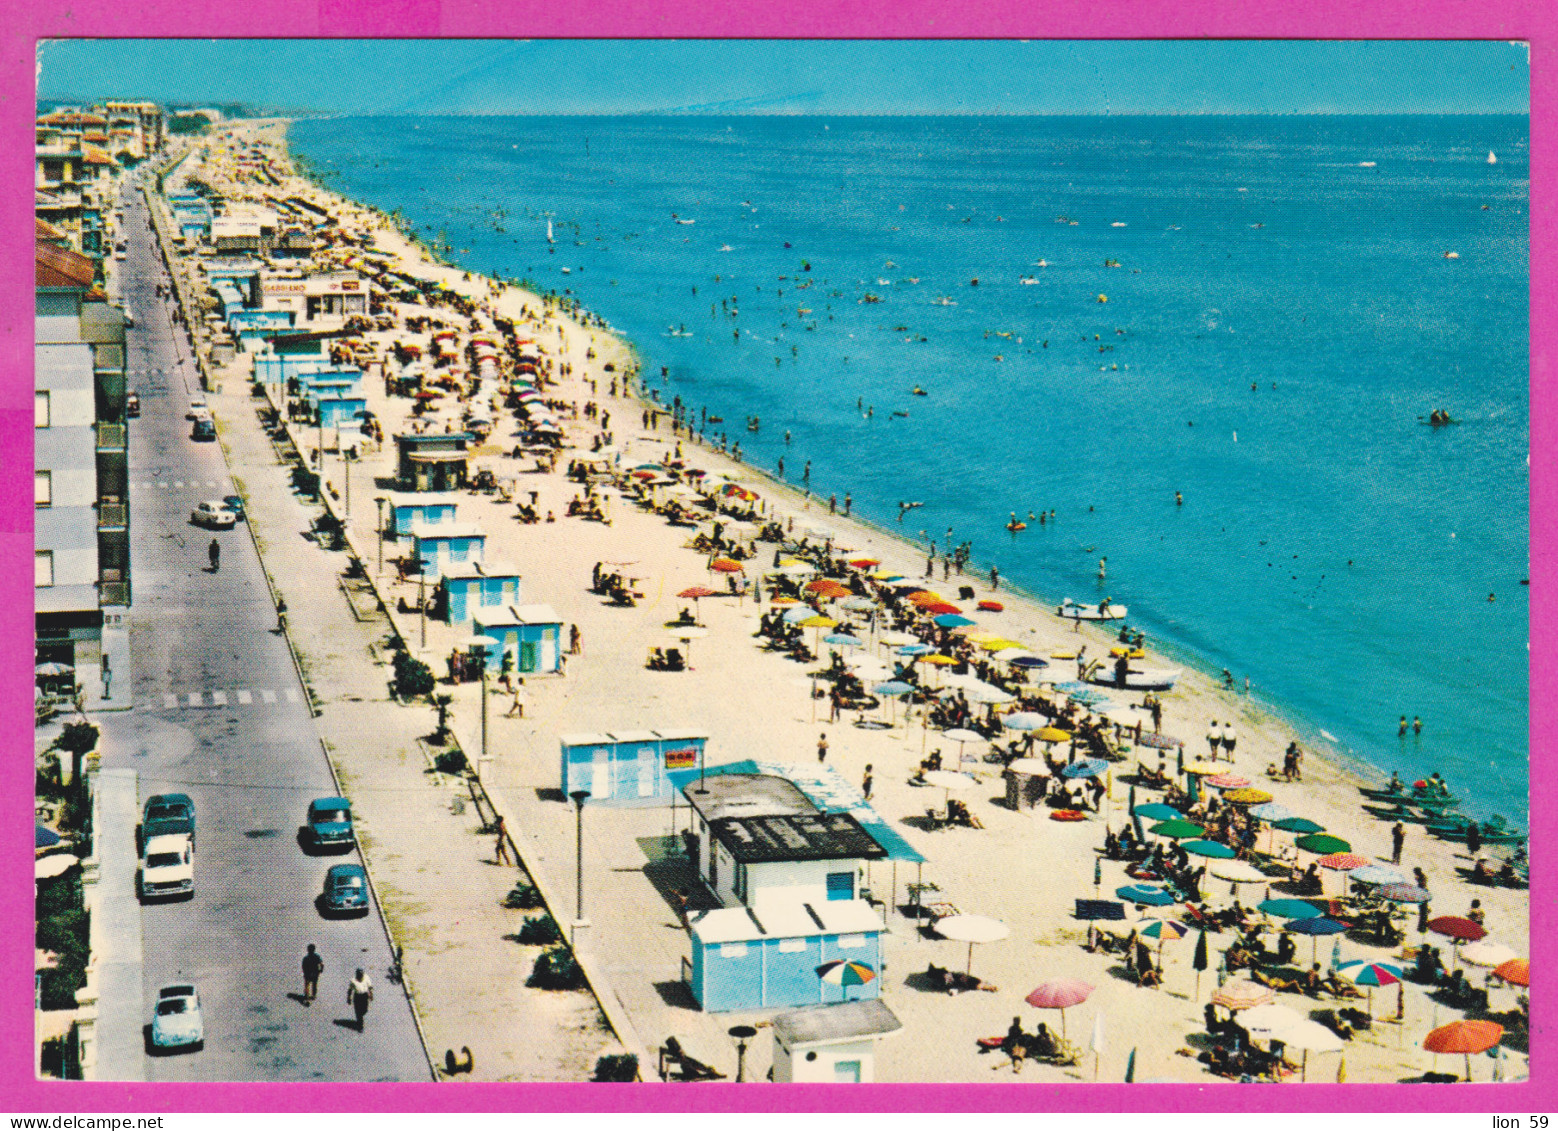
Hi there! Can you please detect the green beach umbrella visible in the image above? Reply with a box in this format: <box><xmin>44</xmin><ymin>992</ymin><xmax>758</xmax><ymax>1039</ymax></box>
<box><xmin>1149</xmin><ymin>819</ymin><xmax>1205</xmax><ymax>840</ymax></box>
<box><xmin>1259</xmin><ymin>898</ymin><xmax>1324</xmax><ymax>920</ymax></box>
<box><xmin>1182</xmin><ymin>839</ymin><xmax>1237</xmax><ymax>859</ymax></box>
<box><xmin>1193</xmin><ymin>929</ymin><xmax>1209</xmax><ymax>999</ymax></box>
<box><xmin>1296</xmin><ymin>833</ymin><xmax>1351</xmax><ymax>855</ymax></box>
<box><xmin>1273</xmin><ymin>817</ymin><xmax>1326</xmax><ymax>834</ymax></box>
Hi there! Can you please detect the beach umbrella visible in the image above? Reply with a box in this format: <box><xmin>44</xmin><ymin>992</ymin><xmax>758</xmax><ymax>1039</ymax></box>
<box><xmin>907</xmin><ymin>591</ymin><xmax>947</xmax><ymax>606</ymax></box>
<box><xmin>921</xmin><ymin>653</ymin><xmax>957</xmax><ymax>666</ymax></box>
<box><xmin>1132</xmin><ymin>803</ymin><xmax>1181</xmax><ymax>822</ymax></box>
<box><xmin>35</xmin><ymin>661</ymin><xmax>73</xmax><ymax>676</ymax></box>
<box><xmin>1010</xmin><ymin>656</ymin><xmax>1049</xmax><ymax>669</ymax></box>
<box><xmin>1149</xmin><ymin>819</ymin><xmax>1205</xmax><ymax>840</ymax></box>
<box><xmin>784</xmin><ymin>606</ymin><xmax>817</xmax><ymax>623</ymax></box>
<box><xmin>1135</xmin><ymin>732</ymin><xmax>1181</xmax><ymax>750</ymax></box>
<box><xmin>879</xmin><ymin>630</ymin><xmax>919</xmax><ymax>646</ymax></box>
<box><xmin>1183</xmin><ymin>761</ymin><xmax>1221</xmax><ymax>776</ymax></box>
<box><xmin>1063</xmin><ymin>758</ymin><xmax>1109</xmax><ymax>780</ymax></box>
<box><xmin>942</xmin><ymin>727</ymin><xmax>986</xmax><ymax>764</ymax></box>
<box><xmin>677</xmin><ymin>585</ymin><xmax>717</xmax><ymax>623</ymax></box>
<box><xmin>1288</xmin><ymin>916</ymin><xmax>1348</xmax><ymax>963</ymax></box>
<box><xmin>1349</xmin><ymin>864</ymin><xmax>1408</xmax><ymax>886</ymax></box>
<box><xmin>1002</xmin><ymin>712</ymin><xmax>1045</xmax><ymax>732</ymax></box>
<box><xmin>1493</xmin><ymin>958</ymin><xmax>1528</xmax><ymax>987</ymax></box>
<box><xmin>934</xmin><ymin>914</ymin><xmax>1009</xmax><ymax>976</ymax></box>
<box><xmin>816</xmin><ymin>960</ymin><xmax>877</xmax><ymax>994</ymax></box>
<box><xmin>1249</xmin><ymin>802</ymin><xmax>1296</xmax><ymax>823</ymax></box>
<box><xmin>1209</xmin><ymin>860</ymin><xmax>1266</xmax><ymax>884</ymax></box>
<box><xmin>841</xmin><ymin>596</ymin><xmax>877</xmax><ymax>612</ymax></box>
<box><xmin>933</xmin><ymin>614</ymin><xmax>976</xmax><ymax>629</ymax></box>
<box><xmin>1025</xmin><ymin>978</ymin><xmax>1095</xmax><ymax>1038</ymax></box>
<box><xmin>36</xmin><ymin>854</ymin><xmax>77</xmax><ymax>881</ymax></box>
<box><xmin>1182</xmin><ymin>840</ymin><xmax>1236</xmax><ymax>859</ymax></box>
<box><xmin>889</xmin><ymin>579</ymin><xmax>927</xmax><ymax>591</ymax></box>
<box><xmin>35</xmin><ymin>825</ymin><xmax>62</xmax><ymax>850</ymax></box>
<box><xmin>1242</xmin><ymin>1003</ymin><xmax>1305</xmax><ymax>1042</ymax></box>
<box><xmin>1460</xmin><ymin>941</ymin><xmax>1517</xmax><ymax>968</ymax></box>
<box><xmin>1116</xmin><ymin>884</ymin><xmax>1177</xmax><ymax>907</ymax></box>
<box><xmin>1295</xmin><ymin>833</ymin><xmax>1351</xmax><ymax>855</ymax></box>
<box><xmin>976</xmin><ymin>637</ymin><xmax>1026</xmax><ymax>652</ymax></box>
<box><xmin>1211</xmin><ymin>979</ymin><xmax>1275</xmax><ymax>1011</ymax></box>
<box><xmin>1192</xmin><ymin>929</ymin><xmax>1210</xmax><ymax>997</ymax></box>
<box><xmin>1335</xmin><ymin>959</ymin><xmax>1403</xmax><ymax>1019</ymax></box>
<box><xmin>965</xmin><ymin>684</ymin><xmax>1016</xmax><ymax>705</ymax></box>
<box><xmin>1377</xmin><ymin>883</ymin><xmax>1431</xmax><ymax>904</ymax></box>
<box><xmin>1124</xmin><ymin>1048</ymin><xmax>1136</xmax><ymax>1083</ymax></box>
<box><xmin>1136</xmin><ymin>918</ymin><xmax>1189</xmax><ymax>942</ymax></box>
<box><xmin>769</xmin><ymin>596</ymin><xmax>800</xmax><ymax>608</ymax></box>
<box><xmin>1318</xmin><ymin>852</ymin><xmax>1369</xmax><ymax>871</ymax></box>
<box><xmin>1281</xmin><ymin>1018</ymin><xmax>1345</xmax><ymax>1079</ymax></box>
<box><xmin>1258</xmin><ymin>898</ymin><xmax>1322</xmax><ymax>920</ymax></box>
<box><xmin>1053</xmin><ymin>681</ymin><xmax>1090</xmax><ymax>694</ymax></box>
<box><xmin>1223</xmin><ymin>788</ymin><xmax>1274</xmax><ymax>806</ymax></box>
<box><xmin>798</xmin><ymin>615</ymin><xmax>837</xmax><ymax>630</ymax></box>
<box><xmin>874</xmin><ymin>681</ymin><xmax>913</xmax><ymax>697</ymax></box>
<box><xmin>1089</xmin><ymin>1012</ymin><xmax>1106</xmax><ymax>1081</ymax></box>
<box><xmin>1035</xmin><ymin>727</ymin><xmax>1072</xmax><ymax>744</ymax></box>
<box><xmin>1424</xmin><ymin>1019</ymin><xmax>1503</xmax><ymax>1081</ymax></box>
<box><xmin>848</xmin><ymin>558</ymin><xmax>880</xmax><ymax>569</ymax></box>
<box><xmin>804</xmin><ymin>578</ymin><xmax>844</xmax><ymax>594</ymax></box>
<box><xmin>1427</xmin><ymin>916</ymin><xmax>1487</xmax><ymax>943</ymax></box>
<box><xmin>992</xmin><ymin>647</ymin><xmax>1035</xmax><ymax>663</ymax></box>
<box><xmin>1206</xmin><ymin>774</ymin><xmax>1251</xmax><ymax>790</ymax></box>
<box><xmin>824</xmin><ymin>633</ymin><xmax>864</xmax><ymax>649</ymax></box>
<box><xmin>710</xmin><ymin>557</ymin><xmax>744</xmax><ymax>573</ymax></box>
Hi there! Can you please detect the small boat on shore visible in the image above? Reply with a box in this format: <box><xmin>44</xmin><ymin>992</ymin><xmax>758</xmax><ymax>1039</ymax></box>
<box><xmin>1428</xmin><ymin>820</ymin><xmax>1524</xmax><ymax>846</ymax></box>
<box><xmin>1057</xmin><ymin>599</ymin><xmax>1127</xmax><ymax>621</ymax></box>
<box><xmin>1085</xmin><ymin>666</ymin><xmax>1179</xmax><ymax>691</ymax></box>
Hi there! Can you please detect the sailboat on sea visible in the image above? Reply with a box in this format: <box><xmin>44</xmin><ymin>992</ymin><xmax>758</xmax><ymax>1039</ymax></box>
<box><xmin>1488</xmin><ymin>151</ymin><xmax>1498</xmax><ymax>165</ymax></box>
<box><xmin>547</xmin><ymin>218</ymin><xmax>554</xmax><ymax>243</ymax></box>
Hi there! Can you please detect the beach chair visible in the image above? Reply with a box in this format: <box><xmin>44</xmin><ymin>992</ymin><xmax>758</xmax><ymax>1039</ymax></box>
<box><xmin>659</xmin><ymin>1034</ymin><xmax>726</xmax><ymax>1082</ymax></box>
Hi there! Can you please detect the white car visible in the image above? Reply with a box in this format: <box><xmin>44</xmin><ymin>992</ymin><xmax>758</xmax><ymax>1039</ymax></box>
<box><xmin>140</xmin><ymin>833</ymin><xmax>194</xmax><ymax>900</ymax></box>
<box><xmin>150</xmin><ymin>984</ymin><xmax>203</xmax><ymax>1051</ymax></box>
<box><xmin>191</xmin><ymin>501</ymin><xmax>237</xmax><ymax>529</ymax></box>
<box><xmin>185</xmin><ymin>398</ymin><xmax>208</xmax><ymax>420</ymax></box>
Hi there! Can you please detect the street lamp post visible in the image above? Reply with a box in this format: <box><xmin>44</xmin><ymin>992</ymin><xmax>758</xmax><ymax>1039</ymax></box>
<box><xmin>418</xmin><ymin>571</ymin><xmax>427</xmax><ymax>650</ymax></box>
<box><xmin>374</xmin><ymin>496</ymin><xmax>387</xmax><ymax>575</ymax></box>
<box><xmin>728</xmin><ymin>1025</ymin><xmax>757</xmax><ymax>1083</ymax></box>
<box><xmin>569</xmin><ymin>788</ymin><xmax>591</xmax><ymax>948</ymax></box>
<box><xmin>477</xmin><ymin>643</ymin><xmax>489</xmax><ymax>771</ymax></box>
<box><xmin>342</xmin><ymin>446</ymin><xmax>354</xmax><ymax>521</ymax></box>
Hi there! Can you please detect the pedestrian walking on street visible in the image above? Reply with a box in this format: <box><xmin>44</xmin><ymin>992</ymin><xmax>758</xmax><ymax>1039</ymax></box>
<box><xmin>208</xmin><ymin>537</ymin><xmax>221</xmax><ymax>572</ymax></box>
<box><xmin>301</xmin><ymin>944</ymin><xmax>323</xmax><ymax>1006</ymax></box>
<box><xmin>862</xmin><ymin>764</ymin><xmax>874</xmax><ymax>801</ymax></box>
<box><xmin>505</xmin><ymin>678</ymin><xmax>527</xmax><ymax>718</ymax></box>
<box><xmin>348</xmin><ymin>968</ymin><xmax>374</xmax><ymax>1031</ymax></box>
<box><xmin>672</xmin><ymin>888</ymin><xmax>690</xmax><ymax>928</ymax></box>
<box><xmin>1391</xmin><ymin>821</ymin><xmax>1406</xmax><ymax>865</ymax></box>
<box><xmin>493</xmin><ymin>815</ymin><xmax>511</xmax><ymax>864</ymax></box>
<box><xmin>817</xmin><ymin>733</ymin><xmax>829</xmax><ymax>764</ymax></box>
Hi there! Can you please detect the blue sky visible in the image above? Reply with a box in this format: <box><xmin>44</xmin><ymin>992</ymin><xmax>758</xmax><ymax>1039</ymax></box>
<box><xmin>37</xmin><ymin>40</ymin><xmax>1529</xmax><ymax>116</ymax></box>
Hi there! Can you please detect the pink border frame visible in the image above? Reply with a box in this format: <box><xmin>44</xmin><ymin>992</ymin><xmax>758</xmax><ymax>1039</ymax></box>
<box><xmin>4</xmin><ymin>10</ymin><xmax>1547</xmax><ymax>1112</ymax></box>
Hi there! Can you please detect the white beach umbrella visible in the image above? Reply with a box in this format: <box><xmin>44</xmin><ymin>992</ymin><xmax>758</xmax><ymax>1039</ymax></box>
<box><xmin>1241</xmin><ymin>1003</ymin><xmax>1303</xmax><ymax>1039</ymax></box>
<box><xmin>1460</xmin><ymin>941</ymin><xmax>1518</xmax><ymax>968</ymax></box>
<box><xmin>1210</xmin><ymin>860</ymin><xmax>1267</xmax><ymax>884</ymax></box>
<box><xmin>934</xmin><ymin>913</ymin><xmax>1010</xmax><ymax>976</ymax></box>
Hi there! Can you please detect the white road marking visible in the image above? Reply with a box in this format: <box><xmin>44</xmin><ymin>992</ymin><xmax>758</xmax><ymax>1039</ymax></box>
<box><xmin>237</xmin><ymin>689</ymin><xmax>252</xmax><ymax>704</ymax></box>
<box><xmin>174</xmin><ymin>480</ymin><xmax>184</xmax><ymax>488</ymax></box>
<box><xmin>186</xmin><ymin>692</ymin><xmax>203</xmax><ymax>707</ymax></box>
<box><xmin>260</xmin><ymin>689</ymin><xmax>277</xmax><ymax>703</ymax></box>
<box><xmin>211</xmin><ymin>690</ymin><xmax>228</xmax><ymax>706</ymax></box>
<box><xmin>158</xmin><ymin>482</ymin><xmax>169</xmax><ymax>489</ymax></box>
<box><xmin>163</xmin><ymin>694</ymin><xmax>177</xmax><ymax>709</ymax></box>
<box><xmin>283</xmin><ymin>688</ymin><xmax>300</xmax><ymax>703</ymax></box>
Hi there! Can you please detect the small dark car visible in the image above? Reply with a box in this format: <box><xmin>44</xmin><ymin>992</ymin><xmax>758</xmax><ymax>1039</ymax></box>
<box><xmin>126</xmin><ymin>391</ymin><xmax>140</xmax><ymax>417</ymax></box>
<box><xmin>321</xmin><ymin>863</ymin><xmax>370</xmax><ymax>916</ymax></box>
<box><xmin>142</xmin><ymin>793</ymin><xmax>195</xmax><ymax>850</ymax></box>
<box><xmin>222</xmin><ymin>494</ymin><xmax>246</xmax><ymax>521</ymax></box>
<box><xmin>192</xmin><ymin>419</ymin><xmax>216</xmax><ymax>442</ymax></box>
<box><xmin>306</xmin><ymin>797</ymin><xmax>354</xmax><ymax>851</ymax></box>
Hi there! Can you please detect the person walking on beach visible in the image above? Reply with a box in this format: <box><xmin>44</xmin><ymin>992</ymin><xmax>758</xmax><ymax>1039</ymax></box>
<box><xmin>829</xmin><ymin>494</ymin><xmax>837</xmax><ymax>514</ymax></box>
<box><xmin>844</xmin><ymin>493</ymin><xmax>852</xmax><ymax>516</ymax></box>
<box><xmin>505</xmin><ymin>678</ymin><xmax>527</xmax><ymax>718</ymax></box>
<box><xmin>493</xmin><ymin>814</ymin><xmax>511</xmax><ymax>865</ymax></box>
<box><xmin>817</xmin><ymin>733</ymin><xmax>829</xmax><ymax>763</ymax></box>
<box><xmin>570</xmin><ymin>624</ymin><xmax>582</xmax><ymax>655</ymax></box>
<box><xmin>347</xmin><ymin>969</ymin><xmax>374</xmax><ymax>1031</ymax></box>
<box><xmin>1221</xmin><ymin>721</ymin><xmax>1237</xmax><ymax>761</ymax></box>
<box><xmin>1150</xmin><ymin>697</ymin><xmax>1162</xmax><ymax>734</ymax></box>
<box><xmin>862</xmin><ymin>764</ymin><xmax>874</xmax><ymax>801</ymax></box>
<box><xmin>1206</xmin><ymin>721</ymin><xmax>1220</xmax><ymax>760</ymax></box>
<box><xmin>1391</xmin><ymin>821</ymin><xmax>1406</xmax><ymax>865</ymax></box>
<box><xmin>990</xmin><ymin>565</ymin><xmax>1000</xmax><ymax>591</ymax></box>
<box><xmin>301</xmin><ymin>944</ymin><xmax>324</xmax><ymax>1006</ymax></box>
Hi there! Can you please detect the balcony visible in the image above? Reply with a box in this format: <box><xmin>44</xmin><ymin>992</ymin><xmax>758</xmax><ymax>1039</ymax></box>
<box><xmin>94</xmin><ymin>422</ymin><xmax>125</xmax><ymax>452</ymax></box>
<box><xmin>99</xmin><ymin>580</ymin><xmax>129</xmax><ymax>608</ymax></box>
<box><xmin>97</xmin><ymin>501</ymin><xmax>127</xmax><ymax>531</ymax></box>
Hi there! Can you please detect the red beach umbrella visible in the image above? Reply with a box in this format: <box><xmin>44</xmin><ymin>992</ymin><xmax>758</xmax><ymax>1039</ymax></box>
<box><xmin>709</xmin><ymin>558</ymin><xmax>744</xmax><ymax>573</ymax></box>
<box><xmin>924</xmin><ymin>602</ymin><xmax>962</xmax><ymax>616</ymax></box>
<box><xmin>1427</xmin><ymin>916</ymin><xmax>1488</xmax><ymax>942</ymax></box>
<box><xmin>977</xmin><ymin>600</ymin><xmax>1004</xmax><ymax>612</ymax></box>
<box><xmin>848</xmin><ymin>558</ymin><xmax>880</xmax><ymax>568</ymax></box>
<box><xmin>678</xmin><ymin>586</ymin><xmax>716</xmax><ymax>599</ymax></box>
<box><xmin>1423</xmin><ymin>1019</ymin><xmax>1504</xmax><ymax>1081</ymax></box>
<box><xmin>1024</xmin><ymin>978</ymin><xmax>1095</xmax><ymax>1038</ymax></box>
<box><xmin>804</xmin><ymin>578</ymin><xmax>841</xmax><ymax>594</ymax></box>
<box><xmin>1493</xmin><ymin>958</ymin><xmax>1529</xmax><ymax>987</ymax></box>
<box><xmin>1318</xmin><ymin>853</ymin><xmax>1370</xmax><ymax>871</ymax></box>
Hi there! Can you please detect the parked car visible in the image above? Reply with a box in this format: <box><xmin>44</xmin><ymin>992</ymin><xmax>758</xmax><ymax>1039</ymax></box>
<box><xmin>190</xmin><ymin>501</ymin><xmax>236</xmax><ymax>529</ymax></box>
<box><xmin>126</xmin><ymin>391</ymin><xmax>140</xmax><ymax>417</ymax></box>
<box><xmin>186</xmin><ymin>398</ymin><xmax>207</xmax><ymax>420</ymax></box>
<box><xmin>306</xmin><ymin>797</ymin><xmax>354</xmax><ymax>851</ymax></box>
<box><xmin>320</xmin><ymin>863</ymin><xmax>370</xmax><ymax>917</ymax></box>
<box><xmin>191</xmin><ymin>419</ymin><xmax>216</xmax><ymax>442</ymax></box>
<box><xmin>142</xmin><ymin>793</ymin><xmax>195</xmax><ymax>850</ymax></box>
<box><xmin>222</xmin><ymin>494</ymin><xmax>246</xmax><ymax>521</ymax></box>
<box><xmin>140</xmin><ymin>833</ymin><xmax>194</xmax><ymax>901</ymax></box>
<box><xmin>150</xmin><ymin>984</ymin><xmax>203</xmax><ymax>1051</ymax></box>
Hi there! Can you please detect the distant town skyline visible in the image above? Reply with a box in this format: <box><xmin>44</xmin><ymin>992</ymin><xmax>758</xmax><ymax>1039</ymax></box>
<box><xmin>37</xmin><ymin>39</ymin><xmax>1529</xmax><ymax>117</ymax></box>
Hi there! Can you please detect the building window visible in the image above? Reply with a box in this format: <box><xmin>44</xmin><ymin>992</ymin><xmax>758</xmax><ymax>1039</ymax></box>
<box><xmin>35</xmin><ymin>391</ymin><xmax>49</xmax><ymax>428</ymax></box>
<box><xmin>35</xmin><ymin>551</ymin><xmax>53</xmax><ymax>588</ymax></box>
<box><xmin>34</xmin><ymin>471</ymin><xmax>51</xmax><ymax>507</ymax></box>
<box><xmin>826</xmin><ymin>872</ymin><xmax>855</xmax><ymax>901</ymax></box>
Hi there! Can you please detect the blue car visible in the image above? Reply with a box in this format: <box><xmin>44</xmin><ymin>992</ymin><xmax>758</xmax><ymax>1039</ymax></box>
<box><xmin>306</xmin><ymin>797</ymin><xmax>355</xmax><ymax>852</ymax></box>
<box><xmin>222</xmin><ymin>495</ymin><xmax>246</xmax><ymax>521</ymax></box>
<box><xmin>321</xmin><ymin>863</ymin><xmax>369</xmax><ymax>917</ymax></box>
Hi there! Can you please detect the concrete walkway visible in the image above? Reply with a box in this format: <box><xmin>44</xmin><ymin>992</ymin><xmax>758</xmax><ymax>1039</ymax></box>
<box><xmin>208</xmin><ymin>372</ymin><xmax>615</xmax><ymax>1082</ymax></box>
<box><xmin>82</xmin><ymin>768</ymin><xmax>144</xmax><ymax>1081</ymax></box>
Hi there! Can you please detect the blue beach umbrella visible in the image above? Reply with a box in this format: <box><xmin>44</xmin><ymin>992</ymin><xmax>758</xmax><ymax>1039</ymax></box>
<box><xmin>1133</xmin><ymin>803</ymin><xmax>1182</xmax><ymax>822</ymax></box>
<box><xmin>1011</xmin><ymin>655</ymin><xmax>1049</xmax><ymax>668</ymax></box>
<box><xmin>824</xmin><ymin>634</ymin><xmax>864</xmax><ymax>648</ymax></box>
<box><xmin>1287</xmin><ymin>917</ymin><xmax>1348</xmax><ymax>937</ymax></box>
<box><xmin>934</xmin><ymin>614</ymin><xmax>976</xmax><ymax>628</ymax></box>
<box><xmin>1259</xmin><ymin>899</ymin><xmax>1323</xmax><ymax>920</ymax></box>
<box><xmin>841</xmin><ymin>597</ymin><xmax>877</xmax><ymax>612</ymax></box>
<box><xmin>1116</xmin><ymin>884</ymin><xmax>1176</xmax><ymax>907</ymax></box>
<box><xmin>784</xmin><ymin>605</ymin><xmax>816</xmax><ymax>623</ymax></box>
<box><xmin>1063</xmin><ymin>758</ymin><xmax>1110</xmax><ymax>779</ymax></box>
<box><xmin>1053</xmin><ymin>681</ymin><xmax>1090</xmax><ymax>694</ymax></box>
<box><xmin>1249</xmin><ymin>802</ymin><xmax>1295</xmax><ymax>823</ymax></box>
<box><xmin>873</xmin><ymin>681</ymin><xmax>913</xmax><ymax>697</ymax></box>
<box><xmin>1069</xmin><ymin>689</ymin><xmax>1109</xmax><ymax>705</ymax></box>
<box><xmin>1182</xmin><ymin>840</ymin><xmax>1237</xmax><ymax>859</ymax></box>
<box><xmin>35</xmin><ymin>825</ymin><xmax>61</xmax><ymax>850</ymax></box>
<box><xmin>1002</xmin><ymin>712</ymin><xmax>1046</xmax><ymax>732</ymax></box>
<box><xmin>896</xmin><ymin>643</ymin><xmax>931</xmax><ymax>656</ymax></box>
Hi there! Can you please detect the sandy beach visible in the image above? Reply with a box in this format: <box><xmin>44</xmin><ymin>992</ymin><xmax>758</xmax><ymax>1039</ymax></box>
<box><xmin>174</xmin><ymin>118</ymin><xmax>1528</xmax><ymax>1084</ymax></box>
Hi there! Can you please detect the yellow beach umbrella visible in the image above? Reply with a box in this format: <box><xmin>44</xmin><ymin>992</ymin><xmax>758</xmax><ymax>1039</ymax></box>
<box><xmin>798</xmin><ymin>615</ymin><xmax>837</xmax><ymax>629</ymax></box>
<box><xmin>920</xmin><ymin>654</ymin><xmax>957</xmax><ymax>666</ymax></box>
<box><xmin>1224</xmin><ymin>788</ymin><xmax>1275</xmax><ymax>805</ymax></box>
<box><xmin>1037</xmin><ymin>727</ymin><xmax>1072</xmax><ymax>744</ymax></box>
<box><xmin>770</xmin><ymin>597</ymin><xmax>800</xmax><ymax>607</ymax></box>
<box><xmin>977</xmin><ymin>637</ymin><xmax>1025</xmax><ymax>652</ymax></box>
<box><xmin>1184</xmin><ymin>761</ymin><xmax>1222</xmax><ymax>776</ymax></box>
<box><xmin>1050</xmin><ymin>650</ymin><xmax>1079</xmax><ymax>660</ymax></box>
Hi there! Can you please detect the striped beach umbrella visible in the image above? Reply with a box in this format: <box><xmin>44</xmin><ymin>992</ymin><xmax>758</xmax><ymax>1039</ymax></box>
<box><xmin>816</xmin><ymin>960</ymin><xmax>876</xmax><ymax>986</ymax></box>
<box><xmin>1377</xmin><ymin>883</ymin><xmax>1431</xmax><ymax>904</ymax></box>
<box><xmin>1206</xmin><ymin>774</ymin><xmax>1251</xmax><ymax>790</ymax></box>
<box><xmin>1211</xmin><ymin>978</ymin><xmax>1275</xmax><ymax>1011</ymax></box>
<box><xmin>1318</xmin><ymin>852</ymin><xmax>1369</xmax><ymax>871</ymax></box>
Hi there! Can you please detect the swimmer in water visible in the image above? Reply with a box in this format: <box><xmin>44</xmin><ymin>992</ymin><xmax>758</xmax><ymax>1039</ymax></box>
<box><xmin>1175</xmin><ymin>491</ymin><xmax>1183</xmax><ymax>506</ymax></box>
<box><xmin>1098</xmin><ymin>557</ymin><xmax>1107</xmax><ymax>580</ymax></box>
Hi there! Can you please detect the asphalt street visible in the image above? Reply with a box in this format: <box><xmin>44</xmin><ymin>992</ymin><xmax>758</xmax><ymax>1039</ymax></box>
<box><xmin>100</xmin><ymin>177</ymin><xmax>430</xmax><ymax>1082</ymax></box>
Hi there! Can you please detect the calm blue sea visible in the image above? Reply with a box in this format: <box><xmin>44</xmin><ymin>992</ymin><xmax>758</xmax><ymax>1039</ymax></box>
<box><xmin>291</xmin><ymin>114</ymin><xmax>1530</xmax><ymax>822</ymax></box>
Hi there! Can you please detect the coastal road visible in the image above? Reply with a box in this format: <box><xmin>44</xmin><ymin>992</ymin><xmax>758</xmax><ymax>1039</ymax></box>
<box><xmin>101</xmin><ymin>179</ymin><xmax>429</xmax><ymax>1082</ymax></box>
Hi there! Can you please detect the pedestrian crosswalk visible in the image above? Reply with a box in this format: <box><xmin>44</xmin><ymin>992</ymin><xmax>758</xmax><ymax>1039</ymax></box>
<box><xmin>131</xmin><ymin>479</ymin><xmax>228</xmax><ymax>491</ymax></box>
<box><xmin>158</xmin><ymin>687</ymin><xmax>301</xmax><ymax>710</ymax></box>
